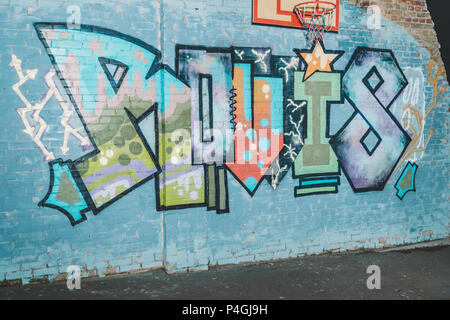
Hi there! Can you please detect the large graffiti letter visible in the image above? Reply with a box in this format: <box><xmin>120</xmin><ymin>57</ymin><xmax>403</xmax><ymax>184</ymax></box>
<box><xmin>225</xmin><ymin>48</ymin><xmax>284</xmax><ymax>196</ymax></box>
<box><xmin>292</xmin><ymin>42</ymin><xmax>343</xmax><ymax>196</ymax></box>
<box><xmin>330</xmin><ymin>48</ymin><xmax>410</xmax><ymax>192</ymax></box>
<box><xmin>36</xmin><ymin>23</ymin><xmax>161</xmax><ymax>224</ymax></box>
<box><xmin>175</xmin><ymin>46</ymin><xmax>234</xmax><ymax>212</ymax></box>
<box><xmin>153</xmin><ymin>66</ymin><xmax>207</xmax><ymax>211</ymax></box>
<box><xmin>176</xmin><ymin>46</ymin><xmax>235</xmax><ymax>164</ymax></box>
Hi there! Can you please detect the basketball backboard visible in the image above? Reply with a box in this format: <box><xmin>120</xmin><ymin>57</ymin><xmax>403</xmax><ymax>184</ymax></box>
<box><xmin>252</xmin><ymin>0</ymin><xmax>340</xmax><ymax>32</ymax></box>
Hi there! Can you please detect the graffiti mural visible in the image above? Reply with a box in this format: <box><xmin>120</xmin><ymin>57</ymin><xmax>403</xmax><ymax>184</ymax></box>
<box><xmin>17</xmin><ymin>22</ymin><xmax>420</xmax><ymax>225</ymax></box>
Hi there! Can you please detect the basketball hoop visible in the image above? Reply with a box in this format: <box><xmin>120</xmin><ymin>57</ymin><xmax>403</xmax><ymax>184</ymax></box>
<box><xmin>294</xmin><ymin>1</ymin><xmax>336</xmax><ymax>46</ymax></box>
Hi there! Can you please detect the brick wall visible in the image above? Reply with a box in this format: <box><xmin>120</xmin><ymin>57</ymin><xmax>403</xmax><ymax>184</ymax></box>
<box><xmin>349</xmin><ymin>0</ymin><xmax>445</xmax><ymax>80</ymax></box>
<box><xmin>0</xmin><ymin>0</ymin><xmax>448</xmax><ymax>285</ymax></box>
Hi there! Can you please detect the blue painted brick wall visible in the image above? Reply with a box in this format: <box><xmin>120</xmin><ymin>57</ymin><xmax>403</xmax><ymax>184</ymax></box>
<box><xmin>0</xmin><ymin>0</ymin><xmax>448</xmax><ymax>284</ymax></box>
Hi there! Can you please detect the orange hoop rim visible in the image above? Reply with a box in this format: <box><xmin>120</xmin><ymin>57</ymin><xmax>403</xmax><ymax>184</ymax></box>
<box><xmin>294</xmin><ymin>1</ymin><xmax>336</xmax><ymax>19</ymax></box>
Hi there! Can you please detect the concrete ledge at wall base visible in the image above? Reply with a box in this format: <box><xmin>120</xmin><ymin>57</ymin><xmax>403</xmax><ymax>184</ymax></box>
<box><xmin>1</xmin><ymin>236</ymin><xmax>449</xmax><ymax>287</ymax></box>
<box><xmin>161</xmin><ymin>236</ymin><xmax>450</xmax><ymax>275</ymax></box>
<box><xmin>377</xmin><ymin>237</ymin><xmax>450</xmax><ymax>252</ymax></box>
<box><xmin>164</xmin><ymin>264</ymin><xmax>210</xmax><ymax>275</ymax></box>
<box><xmin>0</xmin><ymin>264</ymin><xmax>163</xmax><ymax>288</ymax></box>
<box><xmin>162</xmin><ymin>236</ymin><xmax>450</xmax><ymax>274</ymax></box>
<box><xmin>0</xmin><ymin>279</ymin><xmax>22</xmax><ymax>288</ymax></box>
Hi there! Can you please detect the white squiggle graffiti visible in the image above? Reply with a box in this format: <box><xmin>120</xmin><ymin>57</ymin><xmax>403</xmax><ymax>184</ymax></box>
<box><xmin>11</xmin><ymin>54</ymin><xmax>54</xmax><ymax>161</ymax></box>
<box><xmin>278</xmin><ymin>57</ymin><xmax>299</xmax><ymax>83</ymax></box>
<box><xmin>10</xmin><ymin>54</ymin><xmax>90</xmax><ymax>160</ymax></box>
<box><xmin>251</xmin><ymin>49</ymin><xmax>270</xmax><ymax>73</ymax></box>
<box><xmin>234</xmin><ymin>49</ymin><xmax>244</xmax><ymax>60</ymax></box>
<box><xmin>48</xmin><ymin>70</ymin><xmax>91</xmax><ymax>154</ymax></box>
<box><xmin>283</xmin><ymin>143</ymin><xmax>299</xmax><ymax>162</ymax></box>
<box><xmin>287</xmin><ymin>99</ymin><xmax>306</xmax><ymax>113</ymax></box>
<box><xmin>285</xmin><ymin>114</ymin><xmax>305</xmax><ymax>147</ymax></box>
<box><xmin>284</xmin><ymin>99</ymin><xmax>305</xmax><ymax>147</ymax></box>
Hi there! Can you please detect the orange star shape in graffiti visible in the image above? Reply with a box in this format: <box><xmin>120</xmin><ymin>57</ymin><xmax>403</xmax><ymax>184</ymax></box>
<box><xmin>294</xmin><ymin>41</ymin><xmax>344</xmax><ymax>81</ymax></box>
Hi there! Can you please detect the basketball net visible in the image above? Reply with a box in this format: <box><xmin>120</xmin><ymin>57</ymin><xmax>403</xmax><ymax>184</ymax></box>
<box><xmin>294</xmin><ymin>1</ymin><xmax>336</xmax><ymax>46</ymax></box>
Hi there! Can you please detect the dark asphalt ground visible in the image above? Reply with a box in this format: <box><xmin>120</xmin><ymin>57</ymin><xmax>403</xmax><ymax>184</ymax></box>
<box><xmin>0</xmin><ymin>245</ymin><xmax>449</xmax><ymax>300</ymax></box>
